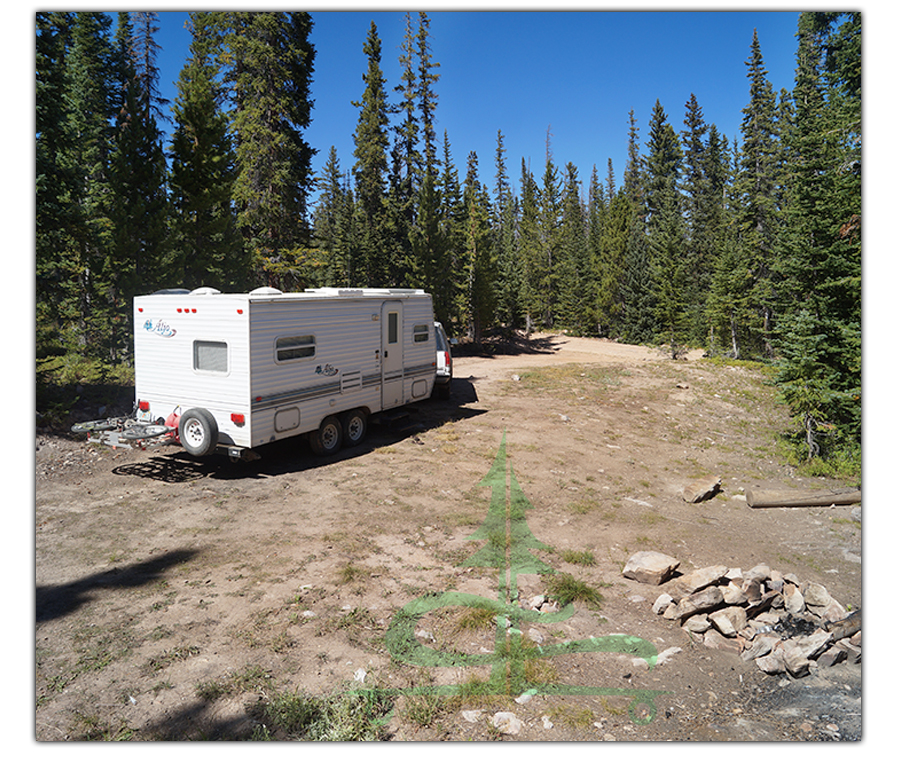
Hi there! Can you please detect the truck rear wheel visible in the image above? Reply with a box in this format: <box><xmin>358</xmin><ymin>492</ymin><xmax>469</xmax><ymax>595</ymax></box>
<box><xmin>309</xmin><ymin>415</ymin><xmax>342</xmax><ymax>456</ymax></box>
<box><xmin>340</xmin><ymin>409</ymin><xmax>368</xmax><ymax>448</ymax></box>
<box><xmin>179</xmin><ymin>408</ymin><xmax>219</xmax><ymax>457</ymax></box>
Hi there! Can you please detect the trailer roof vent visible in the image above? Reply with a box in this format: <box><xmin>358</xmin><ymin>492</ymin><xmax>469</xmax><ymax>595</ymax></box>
<box><xmin>190</xmin><ymin>287</ymin><xmax>221</xmax><ymax>295</ymax></box>
<box><xmin>250</xmin><ymin>287</ymin><xmax>283</xmax><ymax>297</ymax></box>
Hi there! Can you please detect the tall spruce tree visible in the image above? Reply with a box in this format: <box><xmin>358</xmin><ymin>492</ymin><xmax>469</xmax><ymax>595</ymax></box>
<box><xmin>312</xmin><ymin>146</ymin><xmax>354</xmax><ymax>287</ymax></box>
<box><xmin>492</xmin><ymin>131</ymin><xmax>520</xmax><ymax>330</ymax></box>
<box><xmin>645</xmin><ymin>100</ymin><xmax>687</xmax><ymax>356</ymax></box>
<box><xmin>217</xmin><ymin>11</ymin><xmax>316</xmax><ymax>282</ymax></box>
<box><xmin>772</xmin><ymin>12</ymin><xmax>861</xmax><ymax>460</ymax></box>
<box><xmin>556</xmin><ymin>162</ymin><xmax>592</xmax><ymax>334</ymax></box>
<box><xmin>436</xmin><ymin>131</ymin><xmax>465</xmax><ymax>329</ymax></box>
<box><xmin>169</xmin><ymin>11</ymin><xmax>246</xmax><ymax>292</ymax></box>
<box><xmin>60</xmin><ymin>12</ymin><xmax>117</xmax><ymax>356</ymax></box>
<box><xmin>461</xmin><ymin>152</ymin><xmax>495</xmax><ymax>342</ymax></box>
<box><xmin>517</xmin><ymin>159</ymin><xmax>542</xmax><ymax>334</ymax></box>
<box><xmin>408</xmin><ymin>13</ymin><xmax>443</xmax><ymax>295</ymax></box>
<box><xmin>351</xmin><ymin>21</ymin><xmax>392</xmax><ymax>287</ymax></box>
<box><xmin>537</xmin><ymin>129</ymin><xmax>561</xmax><ymax>329</ymax></box>
<box><xmin>734</xmin><ymin>29</ymin><xmax>781</xmax><ymax>357</ymax></box>
<box><xmin>36</xmin><ymin>11</ymin><xmax>78</xmax><ymax>355</ymax></box>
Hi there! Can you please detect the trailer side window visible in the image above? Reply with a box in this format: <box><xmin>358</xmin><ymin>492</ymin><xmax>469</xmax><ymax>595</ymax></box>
<box><xmin>413</xmin><ymin>324</ymin><xmax>430</xmax><ymax>343</ymax></box>
<box><xmin>193</xmin><ymin>340</ymin><xmax>228</xmax><ymax>374</ymax></box>
<box><xmin>276</xmin><ymin>334</ymin><xmax>316</xmax><ymax>362</ymax></box>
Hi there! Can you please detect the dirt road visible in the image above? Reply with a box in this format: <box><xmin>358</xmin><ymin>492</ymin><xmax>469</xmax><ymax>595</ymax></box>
<box><xmin>35</xmin><ymin>334</ymin><xmax>862</xmax><ymax>741</ymax></box>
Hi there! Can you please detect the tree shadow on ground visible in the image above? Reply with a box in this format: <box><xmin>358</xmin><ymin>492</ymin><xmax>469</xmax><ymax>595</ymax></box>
<box><xmin>36</xmin><ymin>549</ymin><xmax>199</xmax><ymax>623</ymax></box>
<box><xmin>452</xmin><ymin>331</ymin><xmax>560</xmax><ymax>357</ymax></box>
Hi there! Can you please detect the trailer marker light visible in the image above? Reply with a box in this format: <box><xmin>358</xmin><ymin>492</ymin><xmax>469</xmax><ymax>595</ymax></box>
<box><xmin>231</xmin><ymin>413</ymin><xmax>245</xmax><ymax>425</ymax></box>
<box><xmin>191</xmin><ymin>308</ymin><xmax>197</xmax><ymax>313</ymax></box>
<box><xmin>177</xmin><ymin>308</ymin><xmax>183</xmax><ymax>313</ymax></box>
<box><xmin>138</xmin><ymin>401</ymin><xmax>150</xmax><ymax>411</ymax></box>
<box><xmin>138</xmin><ymin>307</ymin><xmax>143</xmax><ymax>312</ymax></box>
<box><xmin>237</xmin><ymin>309</ymin><xmax>243</xmax><ymax>314</ymax></box>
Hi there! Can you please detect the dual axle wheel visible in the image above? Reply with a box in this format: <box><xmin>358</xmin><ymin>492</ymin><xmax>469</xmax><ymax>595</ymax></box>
<box><xmin>308</xmin><ymin>409</ymin><xmax>368</xmax><ymax>456</ymax></box>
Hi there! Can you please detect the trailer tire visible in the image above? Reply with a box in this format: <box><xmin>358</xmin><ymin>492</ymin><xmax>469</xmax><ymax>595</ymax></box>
<box><xmin>309</xmin><ymin>415</ymin><xmax>342</xmax><ymax>456</ymax></box>
<box><xmin>178</xmin><ymin>408</ymin><xmax>219</xmax><ymax>457</ymax></box>
<box><xmin>340</xmin><ymin>409</ymin><xmax>368</xmax><ymax>448</ymax></box>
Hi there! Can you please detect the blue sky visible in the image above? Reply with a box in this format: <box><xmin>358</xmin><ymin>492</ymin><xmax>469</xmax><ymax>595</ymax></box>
<box><xmin>149</xmin><ymin>9</ymin><xmax>801</xmax><ymax>202</ymax></box>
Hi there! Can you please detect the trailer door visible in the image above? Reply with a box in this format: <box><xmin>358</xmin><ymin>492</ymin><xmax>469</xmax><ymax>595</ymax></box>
<box><xmin>381</xmin><ymin>300</ymin><xmax>403</xmax><ymax>408</ymax></box>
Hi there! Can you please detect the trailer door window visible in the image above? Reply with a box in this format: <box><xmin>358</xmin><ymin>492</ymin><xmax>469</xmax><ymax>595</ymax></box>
<box><xmin>194</xmin><ymin>340</ymin><xmax>228</xmax><ymax>374</ymax></box>
<box><xmin>276</xmin><ymin>334</ymin><xmax>316</xmax><ymax>362</ymax></box>
<box><xmin>388</xmin><ymin>312</ymin><xmax>399</xmax><ymax>344</ymax></box>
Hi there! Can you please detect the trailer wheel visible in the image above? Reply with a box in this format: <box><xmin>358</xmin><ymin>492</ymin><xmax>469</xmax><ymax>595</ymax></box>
<box><xmin>340</xmin><ymin>409</ymin><xmax>368</xmax><ymax>448</ymax></box>
<box><xmin>178</xmin><ymin>408</ymin><xmax>219</xmax><ymax>457</ymax></box>
<box><xmin>309</xmin><ymin>415</ymin><xmax>342</xmax><ymax>456</ymax></box>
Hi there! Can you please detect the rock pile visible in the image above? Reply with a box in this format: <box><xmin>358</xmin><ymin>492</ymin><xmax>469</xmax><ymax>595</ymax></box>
<box><xmin>624</xmin><ymin>552</ymin><xmax>861</xmax><ymax>678</ymax></box>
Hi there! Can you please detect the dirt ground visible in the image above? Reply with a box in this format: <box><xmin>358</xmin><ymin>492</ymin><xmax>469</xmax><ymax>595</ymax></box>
<box><xmin>34</xmin><ymin>334</ymin><xmax>863</xmax><ymax>742</ymax></box>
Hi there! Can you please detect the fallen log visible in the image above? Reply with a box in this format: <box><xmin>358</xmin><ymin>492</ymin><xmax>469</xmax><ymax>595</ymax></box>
<box><xmin>745</xmin><ymin>487</ymin><xmax>861</xmax><ymax>509</ymax></box>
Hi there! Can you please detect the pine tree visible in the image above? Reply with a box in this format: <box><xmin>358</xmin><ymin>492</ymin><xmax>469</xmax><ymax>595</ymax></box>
<box><xmin>537</xmin><ymin>129</ymin><xmax>561</xmax><ymax>329</ymax></box>
<box><xmin>312</xmin><ymin>146</ymin><xmax>354</xmax><ymax>287</ymax></box>
<box><xmin>492</xmin><ymin>131</ymin><xmax>520</xmax><ymax>330</ymax></box>
<box><xmin>219</xmin><ymin>11</ymin><xmax>316</xmax><ymax>278</ymax></box>
<box><xmin>60</xmin><ymin>12</ymin><xmax>117</xmax><ymax>356</ymax></box>
<box><xmin>350</xmin><ymin>21</ymin><xmax>392</xmax><ymax>287</ymax></box>
<box><xmin>772</xmin><ymin>12</ymin><xmax>861</xmax><ymax>460</ymax></box>
<box><xmin>408</xmin><ymin>13</ymin><xmax>444</xmax><ymax>296</ymax></box>
<box><xmin>107</xmin><ymin>11</ymin><xmax>171</xmax><ymax>360</ymax></box>
<box><xmin>734</xmin><ymin>29</ymin><xmax>781</xmax><ymax>357</ymax></box>
<box><xmin>517</xmin><ymin>160</ymin><xmax>542</xmax><ymax>334</ymax></box>
<box><xmin>169</xmin><ymin>11</ymin><xmax>246</xmax><ymax>293</ymax></box>
<box><xmin>436</xmin><ymin>131</ymin><xmax>465</xmax><ymax>329</ymax></box>
<box><xmin>708</xmin><ymin>138</ymin><xmax>754</xmax><ymax>358</ymax></box>
<box><xmin>645</xmin><ymin>100</ymin><xmax>687</xmax><ymax>356</ymax></box>
<box><xmin>461</xmin><ymin>152</ymin><xmax>495</xmax><ymax>343</ymax></box>
<box><xmin>36</xmin><ymin>11</ymin><xmax>78</xmax><ymax>355</ymax></box>
<box><xmin>556</xmin><ymin>162</ymin><xmax>591</xmax><ymax>334</ymax></box>
<box><xmin>619</xmin><ymin>209</ymin><xmax>656</xmax><ymax>345</ymax></box>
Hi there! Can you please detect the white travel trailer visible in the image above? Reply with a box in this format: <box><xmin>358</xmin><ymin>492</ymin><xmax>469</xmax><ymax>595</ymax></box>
<box><xmin>127</xmin><ymin>286</ymin><xmax>437</xmax><ymax>459</ymax></box>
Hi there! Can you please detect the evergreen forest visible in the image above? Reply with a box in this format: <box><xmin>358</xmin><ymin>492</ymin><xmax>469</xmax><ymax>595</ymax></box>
<box><xmin>35</xmin><ymin>11</ymin><xmax>861</xmax><ymax>471</ymax></box>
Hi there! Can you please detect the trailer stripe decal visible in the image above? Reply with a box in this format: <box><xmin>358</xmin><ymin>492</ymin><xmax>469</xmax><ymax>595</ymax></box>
<box><xmin>250</xmin><ymin>365</ymin><xmax>435</xmax><ymax>413</ymax></box>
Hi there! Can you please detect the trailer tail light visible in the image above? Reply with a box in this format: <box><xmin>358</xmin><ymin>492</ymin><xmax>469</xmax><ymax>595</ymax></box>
<box><xmin>138</xmin><ymin>400</ymin><xmax>150</xmax><ymax>412</ymax></box>
<box><xmin>231</xmin><ymin>413</ymin><xmax>245</xmax><ymax>425</ymax></box>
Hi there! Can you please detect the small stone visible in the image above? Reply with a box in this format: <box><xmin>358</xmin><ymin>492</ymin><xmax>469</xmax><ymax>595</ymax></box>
<box><xmin>741</xmin><ymin>634</ymin><xmax>779</xmax><ymax>661</ymax></box>
<box><xmin>722</xmin><ymin>581</ymin><xmax>749</xmax><ymax>606</ymax></box>
<box><xmin>703</xmin><ymin>628</ymin><xmax>742</xmax><ymax>654</ymax></box>
<box><xmin>817</xmin><ymin>646</ymin><xmax>847</xmax><ymax>668</ymax></box>
<box><xmin>681</xmin><ymin>613</ymin><xmax>710</xmax><ymax>634</ymax></box>
<box><xmin>745</xmin><ymin>564</ymin><xmax>771</xmax><ymax>585</ymax></box>
<box><xmin>491</xmin><ymin>712</ymin><xmax>523</xmax><ymax>735</ymax></box>
<box><xmin>655</xmin><ymin>646</ymin><xmax>682</xmax><ymax>666</ymax></box>
<box><xmin>756</xmin><ymin>646</ymin><xmax>786</xmax><ymax>674</ymax></box>
<box><xmin>622</xmin><ymin>551</ymin><xmax>681</xmax><ymax>585</ymax></box>
<box><xmin>652</xmin><ymin>593</ymin><xmax>675</xmax><ymax>615</ymax></box>
<box><xmin>783</xmin><ymin>584</ymin><xmax>805</xmax><ymax>615</ymax></box>
<box><xmin>462</xmin><ymin>709</ymin><xmax>483</xmax><ymax>723</ymax></box>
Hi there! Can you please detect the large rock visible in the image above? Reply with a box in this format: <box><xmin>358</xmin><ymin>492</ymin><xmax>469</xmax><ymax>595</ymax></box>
<box><xmin>781</xmin><ymin>630</ymin><xmax>832</xmax><ymax>677</ymax></box>
<box><xmin>676</xmin><ymin>565</ymin><xmax>729</xmax><ymax>594</ymax></box>
<box><xmin>682</xmin><ymin>476</ymin><xmax>722</xmax><ymax>503</ymax></box>
<box><xmin>709</xmin><ymin>606</ymin><xmax>748</xmax><ymax>637</ymax></box>
<box><xmin>622</xmin><ymin>551</ymin><xmax>680</xmax><ymax>585</ymax></box>
<box><xmin>676</xmin><ymin>586</ymin><xmax>724</xmax><ymax>621</ymax></box>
